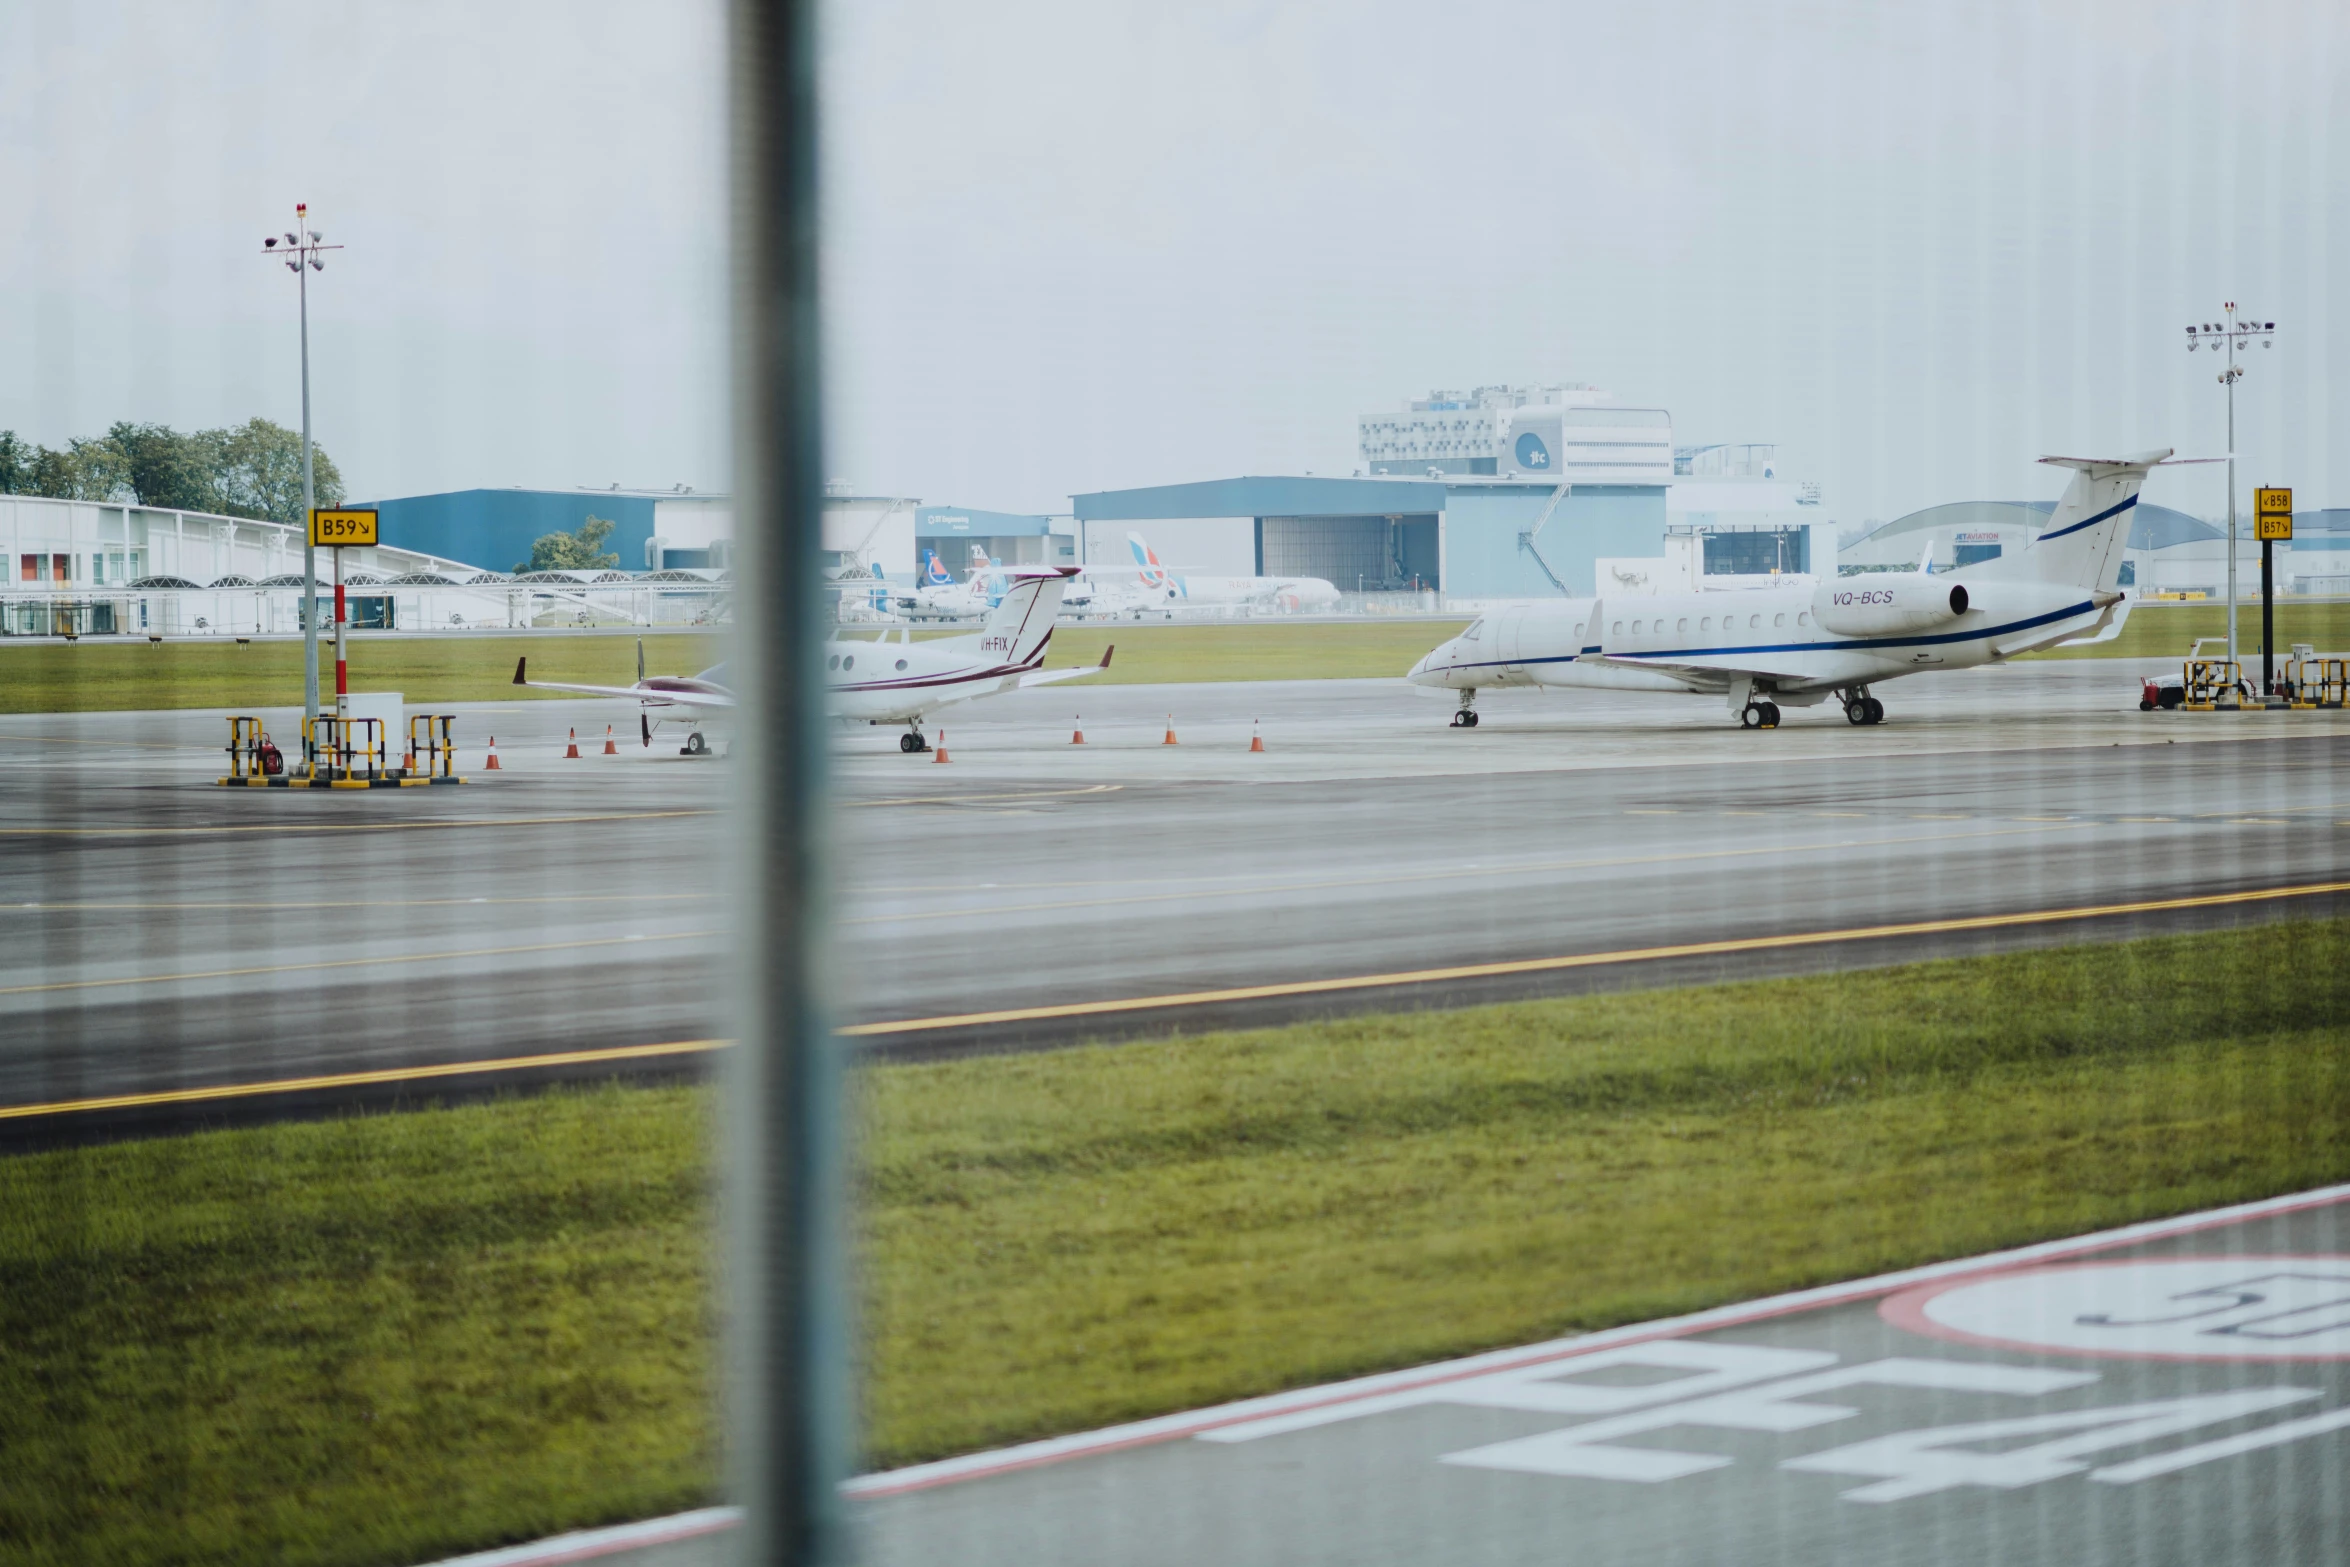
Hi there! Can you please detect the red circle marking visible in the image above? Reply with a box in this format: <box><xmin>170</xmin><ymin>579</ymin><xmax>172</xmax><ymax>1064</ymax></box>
<box><xmin>1881</xmin><ymin>1254</ymin><xmax>2350</xmax><ymax>1362</ymax></box>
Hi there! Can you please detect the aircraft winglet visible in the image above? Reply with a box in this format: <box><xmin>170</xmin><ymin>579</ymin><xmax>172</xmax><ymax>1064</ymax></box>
<box><xmin>1100</xmin><ymin>644</ymin><xmax>1115</xmax><ymax>669</ymax></box>
<box><xmin>513</xmin><ymin>656</ymin><xmax>527</xmax><ymax>685</ymax></box>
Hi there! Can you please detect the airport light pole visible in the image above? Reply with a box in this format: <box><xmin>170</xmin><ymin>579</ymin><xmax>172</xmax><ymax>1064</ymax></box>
<box><xmin>2185</xmin><ymin>304</ymin><xmax>2276</xmax><ymax>680</ymax></box>
<box><xmin>262</xmin><ymin>206</ymin><xmax>342</xmax><ymax>771</ymax></box>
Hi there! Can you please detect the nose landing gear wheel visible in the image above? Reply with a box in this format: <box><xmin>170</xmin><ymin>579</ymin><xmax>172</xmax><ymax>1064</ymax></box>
<box><xmin>682</xmin><ymin>731</ymin><xmax>708</xmax><ymax>755</ymax></box>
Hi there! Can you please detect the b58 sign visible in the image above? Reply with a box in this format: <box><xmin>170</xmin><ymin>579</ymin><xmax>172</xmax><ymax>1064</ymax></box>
<box><xmin>309</xmin><ymin>508</ymin><xmax>379</xmax><ymax>547</ymax></box>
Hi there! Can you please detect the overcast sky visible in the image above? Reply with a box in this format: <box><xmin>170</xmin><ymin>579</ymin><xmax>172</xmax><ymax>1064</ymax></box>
<box><xmin>6</xmin><ymin>0</ymin><xmax>2342</xmax><ymax>526</ymax></box>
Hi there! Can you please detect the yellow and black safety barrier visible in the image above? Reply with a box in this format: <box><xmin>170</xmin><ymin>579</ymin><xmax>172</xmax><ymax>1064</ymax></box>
<box><xmin>218</xmin><ymin>713</ymin><xmax>467</xmax><ymax>787</ymax></box>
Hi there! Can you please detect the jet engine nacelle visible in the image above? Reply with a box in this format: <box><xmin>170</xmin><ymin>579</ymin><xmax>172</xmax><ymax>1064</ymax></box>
<box><xmin>1812</xmin><ymin>579</ymin><xmax>1970</xmax><ymax>636</ymax></box>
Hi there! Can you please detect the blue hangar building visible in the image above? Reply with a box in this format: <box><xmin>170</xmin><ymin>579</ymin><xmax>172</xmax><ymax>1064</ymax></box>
<box><xmin>1073</xmin><ymin>475</ymin><xmax>1667</xmax><ymax>599</ymax></box>
<box><xmin>1074</xmin><ymin>403</ymin><xmax>1676</xmax><ymax>597</ymax></box>
<box><xmin>361</xmin><ymin>487</ymin><xmax>734</xmax><ymax>574</ymax></box>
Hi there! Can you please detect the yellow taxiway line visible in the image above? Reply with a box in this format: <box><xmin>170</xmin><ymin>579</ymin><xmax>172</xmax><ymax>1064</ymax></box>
<box><xmin>10</xmin><ymin>878</ymin><xmax>2347</xmax><ymax>1121</ymax></box>
<box><xmin>0</xmin><ymin>1038</ymin><xmax>731</xmax><ymax>1122</ymax></box>
<box><xmin>838</xmin><ymin>877</ymin><xmax>2350</xmax><ymax>1036</ymax></box>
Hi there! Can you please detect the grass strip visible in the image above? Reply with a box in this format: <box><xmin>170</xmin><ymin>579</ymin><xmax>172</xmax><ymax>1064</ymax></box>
<box><xmin>0</xmin><ymin>621</ymin><xmax>1455</xmax><ymax>712</ymax></box>
<box><xmin>4</xmin><ymin>919</ymin><xmax>2348</xmax><ymax>1563</ymax></box>
<box><xmin>0</xmin><ymin>633</ymin><xmax>721</xmax><ymax>713</ymax></box>
<box><xmin>2020</xmin><ymin>598</ymin><xmax>2350</xmax><ymax>662</ymax></box>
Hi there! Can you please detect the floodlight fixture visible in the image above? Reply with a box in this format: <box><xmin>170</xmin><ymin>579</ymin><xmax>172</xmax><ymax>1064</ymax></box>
<box><xmin>2184</xmin><ymin>301</ymin><xmax>2283</xmax><ymax>678</ymax></box>
<box><xmin>255</xmin><ymin>204</ymin><xmax>346</xmax><ymax>762</ymax></box>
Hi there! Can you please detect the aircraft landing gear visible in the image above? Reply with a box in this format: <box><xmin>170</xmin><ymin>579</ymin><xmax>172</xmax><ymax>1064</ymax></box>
<box><xmin>682</xmin><ymin>731</ymin><xmax>710</xmax><ymax>755</ymax></box>
<box><xmin>1840</xmin><ymin>688</ymin><xmax>1885</xmax><ymax>726</ymax></box>
<box><xmin>1740</xmin><ymin>701</ymin><xmax>1781</xmax><ymax>729</ymax></box>
<box><xmin>1450</xmin><ymin>694</ymin><xmax>1480</xmax><ymax>728</ymax></box>
<box><xmin>897</xmin><ymin>720</ymin><xmax>931</xmax><ymax>753</ymax></box>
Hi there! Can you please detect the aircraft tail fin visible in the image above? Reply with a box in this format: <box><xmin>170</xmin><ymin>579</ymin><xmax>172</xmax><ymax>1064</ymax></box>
<box><xmin>977</xmin><ymin>570</ymin><xmax>1076</xmax><ymax>666</ymax></box>
<box><xmin>1128</xmin><ymin>530</ymin><xmax>1171</xmax><ymax>590</ymax></box>
<box><xmin>1967</xmin><ymin>449</ymin><xmax>2171</xmax><ymax>592</ymax></box>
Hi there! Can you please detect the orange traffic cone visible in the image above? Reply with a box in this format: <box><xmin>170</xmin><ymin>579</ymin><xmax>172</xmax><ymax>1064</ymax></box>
<box><xmin>1071</xmin><ymin>715</ymin><xmax>1085</xmax><ymax>745</ymax></box>
<box><xmin>484</xmin><ymin>736</ymin><xmax>501</xmax><ymax>770</ymax></box>
<box><xmin>1249</xmin><ymin>720</ymin><xmax>1264</xmax><ymax>753</ymax></box>
<box><xmin>564</xmin><ymin>728</ymin><xmax>581</xmax><ymax>759</ymax></box>
<box><xmin>602</xmin><ymin>725</ymin><xmax>619</xmax><ymax>756</ymax></box>
<box><xmin>932</xmin><ymin>729</ymin><xmax>950</xmax><ymax>763</ymax></box>
<box><xmin>1162</xmin><ymin>713</ymin><xmax>1179</xmax><ymax>745</ymax></box>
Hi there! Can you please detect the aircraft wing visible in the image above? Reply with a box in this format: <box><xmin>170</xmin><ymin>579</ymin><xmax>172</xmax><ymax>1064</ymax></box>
<box><xmin>511</xmin><ymin>657</ymin><xmax>736</xmax><ymax>708</ymax></box>
<box><xmin>1018</xmin><ymin>644</ymin><xmax>1115</xmax><ymax>688</ymax></box>
<box><xmin>1583</xmin><ymin>647</ymin><xmax>1814</xmax><ymax>685</ymax></box>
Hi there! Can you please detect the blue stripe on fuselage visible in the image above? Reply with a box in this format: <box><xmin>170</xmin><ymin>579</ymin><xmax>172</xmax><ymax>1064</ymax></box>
<box><xmin>1425</xmin><ymin>600</ymin><xmax>2097</xmax><ymax>674</ymax></box>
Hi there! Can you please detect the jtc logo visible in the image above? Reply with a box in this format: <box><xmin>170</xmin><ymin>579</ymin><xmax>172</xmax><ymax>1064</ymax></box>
<box><xmin>1515</xmin><ymin>432</ymin><xmax>1551</xmax><ymax>470</ymax></box>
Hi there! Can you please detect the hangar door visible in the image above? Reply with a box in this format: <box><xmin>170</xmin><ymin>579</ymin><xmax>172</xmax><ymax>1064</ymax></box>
<box><xmin>1259</xmin><ymin>514</ymin><xmax>1440</xmax><ymax>591</ymax></box>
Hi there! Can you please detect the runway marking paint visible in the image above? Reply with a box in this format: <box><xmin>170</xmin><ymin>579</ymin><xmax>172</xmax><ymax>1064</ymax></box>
<box><xmin>840</xmin><ymin>876</ymin><xmax>2350</xmax><ymax>1035</ymax></box>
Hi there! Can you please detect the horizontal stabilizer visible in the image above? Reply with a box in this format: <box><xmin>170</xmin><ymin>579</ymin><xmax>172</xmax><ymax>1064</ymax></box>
<box><xmin>2036</xmin><ymin>449</ymin><xmax>2175</xmax><ymax>472</ymax></box>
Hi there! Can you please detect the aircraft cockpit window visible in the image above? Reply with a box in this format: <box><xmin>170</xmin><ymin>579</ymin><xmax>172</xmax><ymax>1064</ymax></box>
<box><xmin>1463</xmin><ymin>620</ymin><xmax>1484</xmax><ymax>640</ymax></box>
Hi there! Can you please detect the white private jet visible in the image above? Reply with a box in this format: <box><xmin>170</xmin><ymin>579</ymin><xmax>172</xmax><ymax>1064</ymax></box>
<box><xmin>513</xmin><ymin>567</ymin><xmax>1110</xmax><ymax>754</ymax></box>
<box><xmin>1409</xmin><ymin>449</ymin><xmax>2189</xmax><ymax>729</ymax></box>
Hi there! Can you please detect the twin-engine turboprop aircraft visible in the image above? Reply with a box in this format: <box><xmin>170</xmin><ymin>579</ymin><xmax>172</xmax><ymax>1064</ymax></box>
<box><xmin>1409</xmin><ymin>450</ymin><xmax>2190</xmax><ymax>728</ymax></box>
<box><xmin>514</xmin><ymin>568</ymin><xmax>1108</xmax><ymax>755</ymax></box>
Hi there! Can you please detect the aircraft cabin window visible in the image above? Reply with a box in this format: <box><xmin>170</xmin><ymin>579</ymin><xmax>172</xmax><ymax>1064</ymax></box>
<box><xmin>843</xmin><ymin>655</ymin><xmax>855</xmax><ymax>669</ymax></box>
<box><xmin>1701</xmin><ymin>617</ymin><xmax>1711</xmax><ymax>632</ymax></box>
<box><xmin>1749</xmin><ymin>614</ymin><xmax>1761</xmax><ymax>628</ymax></box>
<box><xmin>1772</xmin><ymin>615</ymin><xmax>1784</xmax><ymax>629</ymax></box>
<box><xmin>1797</xmin><ymin>612</ymin><xmax>1809</xmax><ymax>626</ymax></box>
<box><xmin>1612</xmin><ymin>620</ymin><xmax>1622</xmax><ymax>634</ymax></box>
<box><xmin>1677</xmin><ymin>617</ymin><xmax>1688</xmax><ymax>632</ymax></box>
<box><xmin>827</xmin><ymin>654</ymin><xmax>839</xmax><ymax>670</ymax></box>
<box><xmin>896</xmin><ymin>658</ymin><xmax>908</xmax><ymax>671</ymax></box>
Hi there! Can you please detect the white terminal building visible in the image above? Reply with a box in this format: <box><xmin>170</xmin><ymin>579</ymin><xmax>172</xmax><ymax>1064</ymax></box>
<box><xmin>0</xmin><ymin>493</ymin><xmax>731</xmax><ymax>637</ymax></box>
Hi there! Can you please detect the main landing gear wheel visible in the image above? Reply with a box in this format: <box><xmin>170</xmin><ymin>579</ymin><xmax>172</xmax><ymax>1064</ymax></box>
<box><xmin>1449</xmin><ymin>709</ymin><xmax>1480</xmax><ymax>728</ymax></box>
<box><xmin>1741</xmin><ymin>701</ymin><xmax>1781</xmax><ymax>729</ymax></box>
<box><xmin>1841</xmin><ymin>692</ymin><xmax>1886</xmax><ymax>726</ymax></box>
<box><xmin>682</xmin><ymin>731</ymin><xmax>709</xmax><ymax>755</ymax></box>
<box><xmin>897</xmin><ymin>730</ymin><xmax>931</xmax><ymax>753</ymax></box>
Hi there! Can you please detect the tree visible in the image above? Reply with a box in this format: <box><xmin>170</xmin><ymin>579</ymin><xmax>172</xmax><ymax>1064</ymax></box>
<box><xmin>110</xmin><ymin>421</ymin><xmax>224</xmax><ymax>513</ymax></box>
<box><xmin>0</xmin><ymin>417</ymin><xmax>344</xmax><ymax>522</ymax></box>
<box><xmin>215</xmin><ymin>417</ymin><xmax>344</xmax><ymax>525</ymax></box>
<box><xmin>518</xmin><ymin>514</ymin><xmax>621</xmax><ymax>574</ymax></box>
